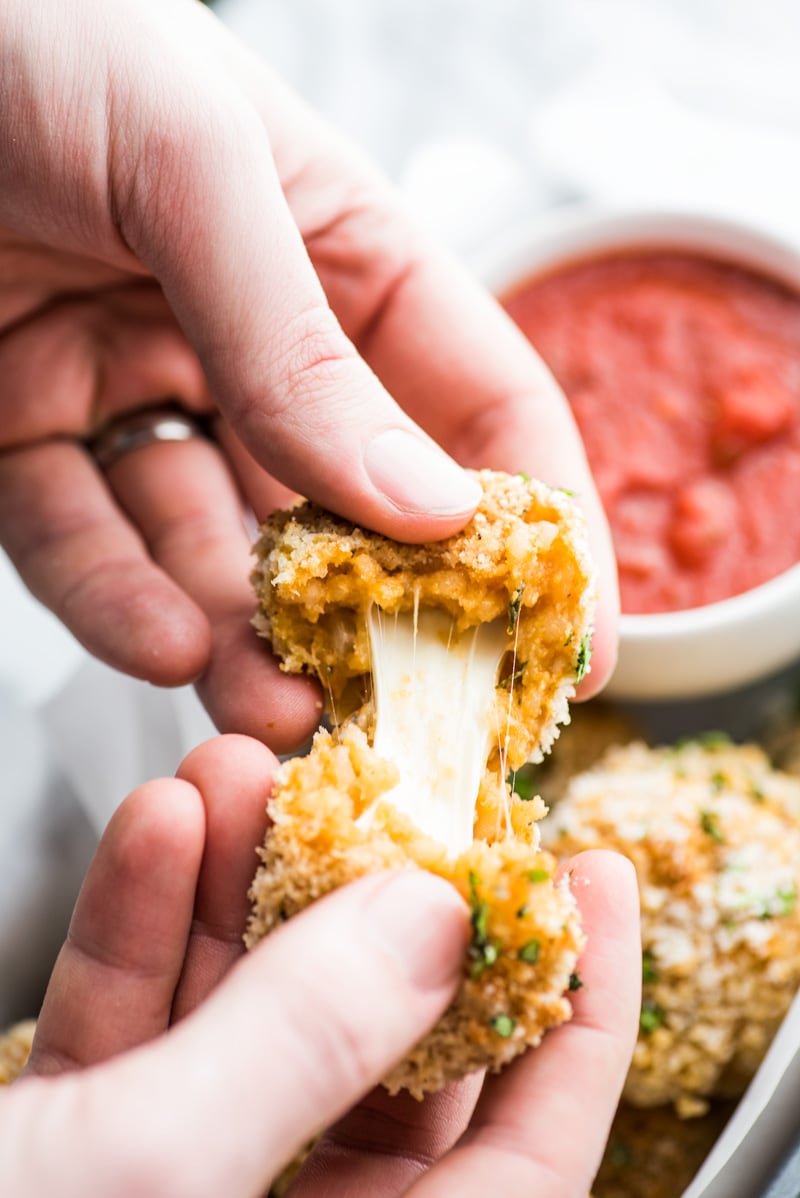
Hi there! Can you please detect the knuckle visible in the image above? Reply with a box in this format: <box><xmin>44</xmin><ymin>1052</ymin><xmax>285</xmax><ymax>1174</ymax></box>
<box><xmin>267</xmin><ymin>308</ymin><xmax>358</xmax><ymax>421</ymax></box>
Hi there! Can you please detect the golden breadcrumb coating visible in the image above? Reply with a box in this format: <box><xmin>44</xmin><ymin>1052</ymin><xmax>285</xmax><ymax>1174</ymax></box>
<box><xmin>247</xmin><ymin>725</ymin><xmax>583</xmax><ymax>1097</ymax></box>
<box><xmin>0</xmin><ymin>1020</ymin><xmax>35</xmax><ymax>1085</ymax></box>
<box><xmin>252</xmin><ymin>468</ymin><xmax>595</xmax><ymax>774</ymax></box>
<box><xmin>249</xmin><ymin>470</ymin><xmax>596</xmax><ymax>1095</ymax></box>
<box><xmin>542</xmin><ymin>736</ymin><xmax>800</xmax><ymax>1118</ymax></box>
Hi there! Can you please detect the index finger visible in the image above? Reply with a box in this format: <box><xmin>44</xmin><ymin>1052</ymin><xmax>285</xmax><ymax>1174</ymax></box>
<box><xmin>103</xmin><ymin>7</ymin><xmax>482</xmax><ymax>543</ymax></box>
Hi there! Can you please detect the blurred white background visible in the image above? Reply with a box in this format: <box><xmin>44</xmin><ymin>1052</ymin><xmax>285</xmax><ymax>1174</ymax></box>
<box><xmin>3</xmin><ymin>0</ymin><xmax>800</xmax><ymax>1022</ymax></box>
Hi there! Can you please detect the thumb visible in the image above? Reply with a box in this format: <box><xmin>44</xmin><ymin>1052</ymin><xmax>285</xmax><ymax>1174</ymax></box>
<box><xmin>10</xmin><ymin>872</ymin><xmax>467</xmax><ymax>1198</ymax></box>
<box><xmin>109</xmin><ymin>7</ymin><xmax>481</xmax><ymax>540</ymax></box>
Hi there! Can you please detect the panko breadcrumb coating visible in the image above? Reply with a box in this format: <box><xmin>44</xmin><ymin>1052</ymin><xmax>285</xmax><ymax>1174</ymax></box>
<box><xmin>252</xmin><ymin>469</ymin><xmax>595</xmax><ymax>771</ymax></box>
<box><xmin>248</xmin><ymin>724</ymin><xmax>583</xmax><ymax>1096</ymax></box>
<box><xmin>249</xmin><ymin>469</ymin><xmax>596</xmax><ymax>1095</ymax></box>
<box><xmin>542</xmin><ymin>736</ymin><xmax>800</xmax><ymax>1117</ymax></box>
<box><xmin>0</xmin><ymin>1020</ymin><xmax>35</xmax><ymax>1085</ymax></box>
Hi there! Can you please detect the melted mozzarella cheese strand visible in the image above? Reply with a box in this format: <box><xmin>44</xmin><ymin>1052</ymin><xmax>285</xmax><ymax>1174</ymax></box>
<box><xmin>367</xmin><ymin>606</ymin><xmax>508</xmax><ymax>854</ymax></box>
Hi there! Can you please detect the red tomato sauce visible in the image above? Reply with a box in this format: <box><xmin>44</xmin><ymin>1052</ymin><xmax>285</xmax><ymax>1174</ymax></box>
<box><xmin>503</xmin><ymin>250</ymin><xmax>800</xmax><ymax>613</ymax></box>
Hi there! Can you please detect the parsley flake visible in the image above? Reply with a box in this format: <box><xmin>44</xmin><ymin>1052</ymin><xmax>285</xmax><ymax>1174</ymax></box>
<box><xmin>640</xmin><ymin>999</ymin><xmax>666</xmax><ymax>1035</ymax></box>
<box><xmin>518</xmin><ymin>939</ymin><xmax>541</xmax><ymax>963</ymax></box>
<box><xmin>526</xmin><ymin>868</ymin><xmax>551</xmax><ymax>883</ymax></box>
<box><xmin>762</xmin><ymin>881</ymin><xmax>798</xmax><ymax>919</ymax></box>
<box><xmin>467</xmin><ymin>871</ymin><xmax>500</xmax><ymax>980</ymax></box>
<box><xmin>607</xmin><ymin>1142</ymin><xmax>633</xmax><ymax>1168</ymax></box>
<box><xmin>642</xmin><ymin>949</ymin><xmax>659</xmax><ymax>985</ymax></box>
<box><xmin>507</xmin><ymin>584</ymin><xmax>525</xmax><ymax>635</ymax></box>
<box><xmin>575</xmin><ymin>634</ymin><xmax>593</xmax><ymax>684</ymax></box>
<box><xmin>673</xmin><ymin>730</ymin><xmax>731</xmax><ymax>751</ymax></box>
<box><xmin>490</xmin><ymin>1014</ymin><xmax>516</xmax><ymax>1038</ymax></box>
<box><xmin>700</xmin><ymin>810</ymin><xmax>725</xmax><ymax>843</ymax></box>
<box><xmin>497</xmin><ymin>660</ymin><xmax>527</xmax><ymax>689</ymax></box>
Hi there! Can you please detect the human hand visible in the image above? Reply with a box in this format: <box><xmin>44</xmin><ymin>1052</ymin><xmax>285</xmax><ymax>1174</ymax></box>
<box><xmin>0</xmin><ymin>0</ymin><xmax>617</xmax><ymax>752</ymax></box>
<box><xmin>7</xmin><ymin>735</ymin><xmax>639</xmax><ymax>1198</ymax></box>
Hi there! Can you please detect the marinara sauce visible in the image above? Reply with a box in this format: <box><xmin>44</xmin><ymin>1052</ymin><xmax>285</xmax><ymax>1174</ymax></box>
<box><xmin>503</xmin><ymin>251</ymin><xmax>800</xmax><ymax>614</ymax></box>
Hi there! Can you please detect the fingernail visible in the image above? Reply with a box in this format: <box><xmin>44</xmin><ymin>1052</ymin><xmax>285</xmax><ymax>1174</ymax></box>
<box><xmin>362</xmin><ymin>871</ymin><xmax>468</xmax><ymax>991</ymax></box>
<box><xmin>364</xmin><ymin>429</ymin><xmax>483</xmax><ymax>516</ymax></box>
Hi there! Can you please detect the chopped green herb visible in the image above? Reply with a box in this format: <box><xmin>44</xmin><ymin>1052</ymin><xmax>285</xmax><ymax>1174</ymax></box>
<box><xmin>640</xmin><ymin>999</ymin><xmax>666</xmax><ymax>1035</ymax></box>
<box><xmin>697</xmin><ymin>730</ymin><xmax>732</xmax><ymax>748</ymax></box>
<box><xmin>575</xmin><ymin>634</ymin><xmax>593</xmax><ymax>684</ymax></box>
<box><xmin>508</xmin><ymin>762</ymin><xmax>538</xmax><ymax>802</ymax></box>
<box><xmin>700</xmin><ymin>810</ymin><xmax>725</xmax><ymax>843</ymax></box>
<box><xmin>507</xmin><ymin>584</ymin><xmax>525</xmax><ymax>636</ymax></box>
<box><xmin>555</xmin><ymin>486</ymin><xmax>575</xmax><ymax>497</ymax></box>
<box><xmin>710</xmin><ymin>771</ymin><xmax>727</xmax><ymax>793</ymax></box>
<box><xmin>568</xmin><ymin>971</ymin><xmax>584</xmax><ymax>992</ymax></box>
<box><xmin>497</xmin><ymin>660</ymin><xmax>527</xmax><ymax>689</ymax></box>
<box><xmin>516</xmin><ymin>471</ymin><xmax>531</xmax><ymax>483</ymax></box>
<box><xmin>490</xmin><ymin>1013</ymin><xmax>516</xmax><ymax>1038</ymax></box>
<box><xmin>467</xmin><ymin>871</ymin><xmax>500</xmax><ymax>980</ymax></box>
<box><xmin>526</xmin><ymin>868</ymin><xmax>551</xmax><ymax>883</ymax></box>
<box><xmin>673</xmin><ymin>730</ymin><xmax>731</xmax><ymax>751</ymax></box>
<box><xmin>607</xmin><ymin>1142</ymin><xmax>633</xmax><ymax>1169</ymax></box>
<box><xmin>518</xmin><ymin>939</ymin><xmax>541</xmax><ymax>963</ymax></box>
<box><xmin>642</xmin><ymin>948</ymin><xmax>659</xmax><ymax>985</ymax></box>
<box><xmin>750</xmin><ymin>783</ymin><xmax>766</xmax><ymax>803</ymax></box>
<box><xmin>516</xmin><ymin>903</ymin><xmax>530</xmax><ymax>919</ymax></box>
<box><xmin>762</xmin><ymin>881</ymin><xmax>798</xmax><ymax>919</ymax></box>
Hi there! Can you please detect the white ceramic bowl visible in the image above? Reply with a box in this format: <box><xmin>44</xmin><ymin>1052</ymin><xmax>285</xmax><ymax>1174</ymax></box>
<box><xmin>475</xmin><ymin>207</ymin><xmax>800</xmax><ymax>701</ymax></box>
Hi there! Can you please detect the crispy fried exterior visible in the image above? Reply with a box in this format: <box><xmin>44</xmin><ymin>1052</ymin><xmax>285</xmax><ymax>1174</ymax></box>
<box><xmin>252</xmin><ymin>469</ymin><xmax>595</xmax><ymax>773</ymax></box>
<box><xmin>543</xmin><ymin>737</ymin><xmax>800</xmax><ymax>1117</ymax></box>
<box><xmin>247</xmin><ymin>725</ymin><xmax>583</xmax><ymax>1097</ymax></box>
<box><xmin>0</xmin><ymin>1020</ymin><xmax>35</xmax><ymax>1085</ymax></box>
<box><xmin>247</xmin><ymin>469</ymin><xmax>594</xmax><ymax>1097</ymax></box>
<box><xmin>248</xmin><ymin>470</ymin><xmax>594</xmax><ymax>1095</ymax></box>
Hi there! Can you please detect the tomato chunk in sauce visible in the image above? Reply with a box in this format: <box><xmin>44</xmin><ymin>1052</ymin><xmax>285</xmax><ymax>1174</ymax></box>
<box><xmin>503</xmin><ymin>251</ymin><xmax>800</xmax><ymax>613</ymax></box>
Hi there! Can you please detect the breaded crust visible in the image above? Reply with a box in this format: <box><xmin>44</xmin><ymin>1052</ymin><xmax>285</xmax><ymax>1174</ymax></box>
<box><xmin>247</xmin><ymin>725</ymin><xmax>584</xmax><ymax>1097</ymax></box>
<box><xmin>252</xmin><ymin>469</ymin><xmax>595</xmax><ymax>772</ymax></box>
<box><xmin>0</xmin><ymin>1020</ymin><xmax>35</xmax><ymax>1085</ymax></box>
<box><xmin>543</xmin><ymin>737</ymin><xmax>800</xmax><ymax>1117</ymax></box>
<box><xmin>248</xmin><ymin>470</ymin><xmax>596</xmax><ymax>1094</ymax></box>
